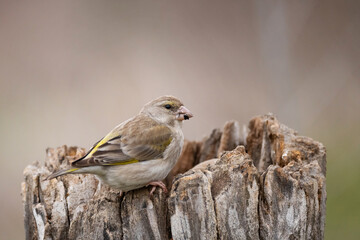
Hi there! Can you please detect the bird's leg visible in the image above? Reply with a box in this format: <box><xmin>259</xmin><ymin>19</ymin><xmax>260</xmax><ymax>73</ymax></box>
<box><xmin>147</xmin><ymin>181</ymin><xmax>168</xmax><ymax>195</ymax></box>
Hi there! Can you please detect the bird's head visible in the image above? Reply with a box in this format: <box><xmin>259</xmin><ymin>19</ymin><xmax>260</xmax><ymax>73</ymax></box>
<box><xmin>140</xmin><ymin>95</ymin><xmax>193</xmax><ymax>126</ymax></box>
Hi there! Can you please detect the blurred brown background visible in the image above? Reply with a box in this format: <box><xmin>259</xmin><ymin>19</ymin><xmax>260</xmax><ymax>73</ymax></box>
<box><xmin>1</xmin><ymin>0</ymin><xmax>359</xmax><ymax>239</ymax></box>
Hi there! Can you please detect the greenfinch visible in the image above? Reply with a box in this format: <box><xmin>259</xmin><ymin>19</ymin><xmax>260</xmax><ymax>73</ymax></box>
<box><xmin>46</xmin><ymin>95</ymin><xmax>193</xmax><ymax>194</ymax></box>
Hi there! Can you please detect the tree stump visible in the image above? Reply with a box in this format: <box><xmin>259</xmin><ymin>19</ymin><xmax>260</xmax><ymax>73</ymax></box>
<box><xmin>22</xmin><ymin>114</ymin><xmax>326</xmax><ymax>240</ymax></box>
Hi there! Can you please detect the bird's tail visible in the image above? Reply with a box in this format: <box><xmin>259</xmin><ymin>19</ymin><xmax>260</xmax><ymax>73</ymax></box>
<box><xmin>45</xmin><ymin>168</ymin><xmax>79</xmax><ymax>180</ymax></box>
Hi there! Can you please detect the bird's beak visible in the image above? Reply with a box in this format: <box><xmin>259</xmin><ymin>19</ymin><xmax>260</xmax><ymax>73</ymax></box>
<box><xmin>176</xmin><ymin>106</ymin><xmax>194</xmax><ymax>121</ymax></box>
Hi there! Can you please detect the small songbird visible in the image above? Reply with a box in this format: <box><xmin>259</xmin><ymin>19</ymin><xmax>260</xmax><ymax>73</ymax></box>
<box><xmin>46</xmin><ymin>95</ymin><xmax>193</xmax><ymax>194</ymax></box>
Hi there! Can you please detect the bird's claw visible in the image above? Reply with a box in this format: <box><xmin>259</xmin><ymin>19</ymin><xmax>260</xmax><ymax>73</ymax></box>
<box><xmin>147</xmin><ymin>181</ymin><xmax>168</xmax><ymax>195</ymax></box>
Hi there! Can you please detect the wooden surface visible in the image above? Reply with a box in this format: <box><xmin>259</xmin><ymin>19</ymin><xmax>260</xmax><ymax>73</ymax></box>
<box><xmin>22</xmin><ymin>114</ymin><xmax>326</xmax><ymax>239</ymax></box>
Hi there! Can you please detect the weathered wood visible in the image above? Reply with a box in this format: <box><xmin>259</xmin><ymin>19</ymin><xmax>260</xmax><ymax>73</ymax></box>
<box><xmin>22</xmin><ymin>114</ymin><xmax>326</xmax><ymax>240</ymax></box>
<box><xmin>169</xmin><ymin>146</ymin><xmax>260</xmax><ymax>240</ymax></box>
<box><xmin>169</xmin><ymin>170</ymin><xmax>217</xmax><ymax>240</ymax></box>
<box><xmin>247</xmin><ymin>115</ymin><xmax>327</xmax><ymax>239</ymax></box>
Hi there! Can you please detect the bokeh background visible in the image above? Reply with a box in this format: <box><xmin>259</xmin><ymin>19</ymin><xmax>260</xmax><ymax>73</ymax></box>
<box><xmin>1</xmin><ymin>0</ymin><xmax>359</xmax><ymax>239</ymax></box>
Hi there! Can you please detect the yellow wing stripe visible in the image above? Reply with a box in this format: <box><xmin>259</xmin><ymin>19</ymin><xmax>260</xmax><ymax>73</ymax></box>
<box><xmin>87</xmin><ymin>132</ymin><xmax>119</xmax><ymax>158</ymax></box>
<box><xmin>66</xmin><ymin>168</ymin><xmax>79</xmax><ymax>173</ymax></box>
<box><xmin>104</xmin><ymin>159</ymin><xmax>139</xmax><ymax>165</ymax></box>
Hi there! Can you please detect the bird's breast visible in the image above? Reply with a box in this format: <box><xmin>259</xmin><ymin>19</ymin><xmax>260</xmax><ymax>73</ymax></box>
<box><xmin>163</xmin><ymin>126</ymin><xmax>184</xmax><ymax>167</ymax></box>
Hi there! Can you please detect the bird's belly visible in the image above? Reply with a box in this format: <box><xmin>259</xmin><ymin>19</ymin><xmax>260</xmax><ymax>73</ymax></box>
<box><xmin>98</xmin><ymin>159</ymin><xmax>173</xmax><ymax>192</ymax></box>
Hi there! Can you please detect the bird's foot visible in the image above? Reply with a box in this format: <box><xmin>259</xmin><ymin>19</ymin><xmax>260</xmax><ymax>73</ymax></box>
<box><xmin>146</xmin><ymin>181</ymin><xmax>168</xmax><ymax>195</ymax></box>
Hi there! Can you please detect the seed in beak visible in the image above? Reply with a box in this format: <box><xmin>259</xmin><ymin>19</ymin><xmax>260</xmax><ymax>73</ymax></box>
<box><xmin>184</xmin><ymin>114</ymin><xmax>190</xmax><ymax>120</ymax></box>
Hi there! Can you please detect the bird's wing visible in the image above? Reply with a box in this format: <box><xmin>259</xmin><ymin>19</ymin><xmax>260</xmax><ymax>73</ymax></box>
<box><xmin>72</xmin><ymin>116</ymin><xmax>173</xmax><ymax>167</ymax></box>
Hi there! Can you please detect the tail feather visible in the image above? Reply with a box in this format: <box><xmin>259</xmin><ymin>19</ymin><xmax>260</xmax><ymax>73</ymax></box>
<box><xmin>45</xmin><ymin>168</ymin><xmax>79</xmax><ymax>180</ymax></box>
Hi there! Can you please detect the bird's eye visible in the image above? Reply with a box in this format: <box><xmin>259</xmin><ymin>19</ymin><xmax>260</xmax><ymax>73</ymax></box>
<box><xmin>164</xmin><ymin>104</ymin><xmax>172</xmax><ymax>109</ymax></box>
